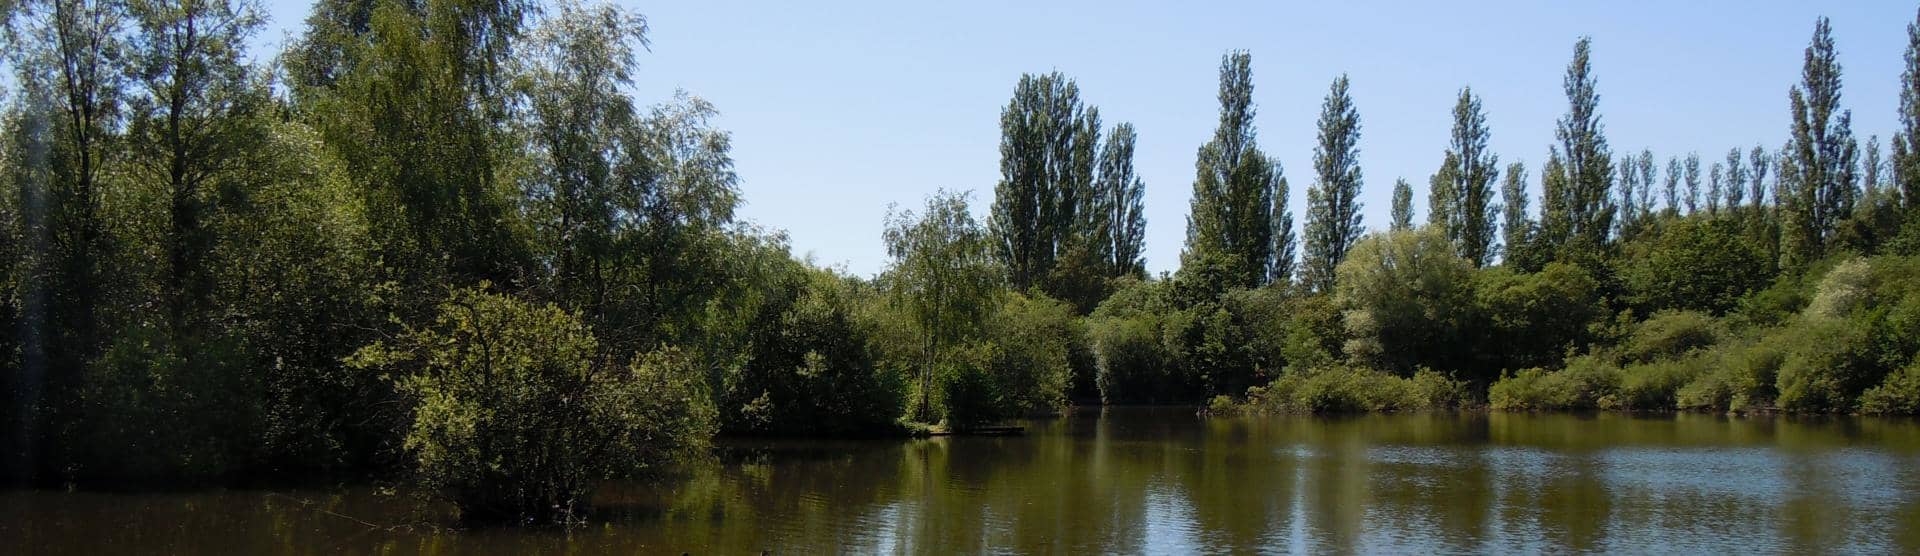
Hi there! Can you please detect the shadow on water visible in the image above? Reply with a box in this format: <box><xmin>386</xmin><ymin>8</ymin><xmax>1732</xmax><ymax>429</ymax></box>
<box><xmin>7</xmin><ymin>408</ymin><xmax>1920</xmax><ymax>554</ymax></box>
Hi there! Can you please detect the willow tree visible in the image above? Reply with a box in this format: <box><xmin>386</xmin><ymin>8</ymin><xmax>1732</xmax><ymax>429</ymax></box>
<box><xmin>1303</xmin><ymin>74</ymin><xmax>1364</xmax><ymax>292</ymax></box>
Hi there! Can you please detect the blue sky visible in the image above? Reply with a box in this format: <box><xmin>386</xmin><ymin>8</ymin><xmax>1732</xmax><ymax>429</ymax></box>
<box><xmin>255</xmin><ymin>1</ymin><xmax>1916</xmax><ymax>277</ymax></box>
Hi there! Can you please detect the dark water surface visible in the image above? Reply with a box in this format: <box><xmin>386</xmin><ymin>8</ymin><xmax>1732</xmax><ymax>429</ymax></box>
<box><xmin>7</xmin><ymin>408</ymin><xmax>1920</xmax><ymax>554</ymax></box>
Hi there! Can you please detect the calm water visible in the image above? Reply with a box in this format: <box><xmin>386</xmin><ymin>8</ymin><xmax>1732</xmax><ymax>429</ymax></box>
<box><xmin>7</xmin><ymin>408</ymin><xmax>1920</xmax><ymax>554</ymax></box>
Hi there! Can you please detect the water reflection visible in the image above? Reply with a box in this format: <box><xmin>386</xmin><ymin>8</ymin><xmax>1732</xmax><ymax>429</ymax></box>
<box><xmin>5</xmin><ymin>409</ymin><xmax>1920</xmax><ymax>554</ymax></box>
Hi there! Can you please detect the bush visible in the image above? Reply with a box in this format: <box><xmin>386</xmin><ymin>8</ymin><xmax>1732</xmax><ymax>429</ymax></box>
<box><xmin>1618</xmin><ymin>217</ymin><xmax>1771</xmax><ymax>315</ymax></box>
<box><xmin>724</xmin><ymin>268</ymin><xmax>903</xmax><ymax>435</ymax></box>
<box><xmin>1676</xmin><ymin>340</ymin><xmax>1785</xmax><ymax>411</ymax></box>
<box><xmin>1774</xmin><ymin>318</ymin><xmax>1879</xmax><ymax>412</ymax></box>
<box><xmin>1859</xmin><ymin>361</ymin><xmax>1920</xmax><ymax>415</ymax></box>
<box><xmin>1335</xmin><ymin>228</ymin><xmax>1480</xmax><ymax>375</ymax></box>
<box><xmin>1620</xmin><ymin>310</ymin><xmax>1722</xmax><ymax>364</ymax></box>
<box><xmin>1607</xmin><ymin>356</ymin><xmax>1710</xmax><ymax>410</ymax></box>
<box><xmin>1087</xmin><ymin>279</ymin><xmax>1191</xmax><ymax>403</ymax></box>
<box><xmin>1487</xmin><ymin>356</ymin><xmax>1621</xmax><ymax>411</ymax></box>
<box><xmin>937</xmin><ymin>356</ymin><xmax>1001</xmax><ymax>430</ymax></box>
<box><xmin>1475</xmin><ymin>262</ymin><xmax>1604</xmax><ymax>375</ymax></box>
<box><xmin>1243</xmin><ymin>365</ymin><xmax>1467</xmax><ymax>413</ymax></box>
<box><xmin>978</xmin><ymin>293</ymin><xmax>1075</xmax><ymax>416</ymax></box>
<box><xmin>349</xmin><ymin>286</ymin><xmax>714</xmax><ymax>524</ymax></box>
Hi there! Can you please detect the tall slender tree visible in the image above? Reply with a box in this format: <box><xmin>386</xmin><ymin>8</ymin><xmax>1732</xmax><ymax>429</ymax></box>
<box><xmin>1708</xmin><ymin>161</ymin><xmax>1724</xmax><ymax>215</ymax></box>
<box><xmin>1684</xmin><ymin>153</ymin><xmax>1702</xmax><ymax>214</ymax></box>
<box><xmin>1550</xmin><ymin>37</ymin><xmax>1614</xmax><ymax>256</ymax></box>
<box><xmin>1724</xmin><ymin>148</ymin><xmax>1748</xmax><ymax>210</ymax></box>
<box><xmin>1097</xmin><ymin>122</ymin><xmax>1148</xmax><ymax>279</ymax></box>
<box><xmin>1182</xmin><ymin>51</ymin><xmax>1289</xmax><ymax>293</ymax></box>
<box><xmin>1437</xmin><ymin>87</ymin><xmax>1499</xmax><ymax>266</ymax></box>
<box><xmin>1500</xmin><ymin>162</ymin><xmax>1533</xmax><ymax>268</ymax></box>
<box><xmin>1391</xmin><ymin>177</ymin><xmax>1413</xmax><ymax>231</ymax></box>
<box><xmin>1664</xmin><ymin>156</ymin><xmax>1682</xmax><ymax>214</ymax></box>
<box><xmin>1636</xmin><ymin>150</ymin><xmax>1657</xmax><ymax>220</ymax></box>
<box><xmin>989</xmin><ymin>72</ymin><xmax>1098</xmax><ymax>294</ymax></box>
<box><xmin>1303</xmin><ymin>74</ymin><xmax>1364</xmax><ymax>292</ymax></box>
<box><xmin>1749</xmin><ymin>146</ymin><xmax>1772</xmax><ymax>210</ymax></box>
<box><xmin>1781</xmin><ymin>17</ymin><xmax>1859</xmax><ymax>268</ymax></box>
<box><xmin>1895</xmin><ymin>7</ymin><xmax>1920</xmax><ymax>213</ymax></box>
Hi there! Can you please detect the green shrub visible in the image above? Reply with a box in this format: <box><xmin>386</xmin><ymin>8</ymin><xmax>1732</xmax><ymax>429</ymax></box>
<box><xmin>937</xmin><ymin>357</ymin><xmax>1001</xmax><ymax>429</ymax></box>
<box><xmin>1488</xmin><ymin>356</ymin><xmax>1622</xmax><ymax>410</ymax></box>
<box><xmin>1244</xmin><ymin>365</ymin><xmax>1467</xmax><ymax>413</ymax></box>
<box><xmin>1475</xmin><ymin>262</ymin><xmax>1604</xmax><ymax>375</ymax></box>
<box><xmin>1676</xmin><ymin>340</ymin><xmax>1785</xmax><ymax>411</ymax></box>
<box><xmin>1618</xmin><ymin>217</ymin><xmax>1771</xmax><ymax>315</ymax></box>
<box><xmin>979</xmin><ymin>293</ymin><xmax>1075</xmax><ymax>416</ymax></box>
<box><xmin>1606</xmin><ymin>356</ymin><xmax>1709</xmax><ymax>410</ymax></box>
<box><xmin>1335</xmin><ymin>228</ymin><xmax>1480</xmax><ymax>376</ymax></box>
<box><xmin>1087</xmin><ymin>279</ymin><xmax>1192</xmax><ymax>403</ymax></box>
<box><xmin>1621</xmin><ymin>310</ymin><xmax>1722</xmax><ymax>364</ymax></box>
<box><xmin>349</xmin><ymin>286</ymin><xmax>714</xmax><ymax>524</ymax></box>
<box><xmin>1859</xmin><ymin>361</ymin><xmax>1920</xmax><ymax>415</ymax></box>
<box><xmin>1774</xmin><ymin>318</ymin><xmax>1879</xmax><ymax>412</ymax></box>
<box><xmin>725</xmin><ymin>268</ymin><xmax>903</xmax><ymax>435</ymax></box>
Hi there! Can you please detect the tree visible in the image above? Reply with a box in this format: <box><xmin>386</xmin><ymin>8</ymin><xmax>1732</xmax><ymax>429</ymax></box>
<box><xmin>1684</xmin><ymin>152</ymin><xmax>1702</xmax><ymax>214</ymax></box>
<box><xmin>1724</xmin><ymin>148</ymin><xmax>1748</xmax><ymax>211</ymax></box>
<box><xmin>1391</xmin><ymin>177</ymin><xmax>1413</xmax><ymax>231</ymax></box>
<box><xmin>1550</xmin><ymin>37</ymin><xmax>1615</xmax><ymax>255</ymax></box>
<box><xmin>1436</xmin><ymin>87</ymin><xmax>1499</xmax><ymax>266</ymax></box>
<box><xmin>883</xmin><ymin>190</ymin><xmax>1002</xmax><ymax>422</ymax></box>
<box><xmin>1336</xmin><ymin>228</ymin><xmax>1477</xmax><ymax>376</ymax></box>
<box><xmin>1664</xmin><ymin>156</ymin><xmax>1682</xmax><ymax>214</ymax></box>
<box><xmin>1098</xmin><ymin>122</ymin><xmax>1147</xmax><ymax>279</ymax></box>
<box><xmin>1895</xmin><ymin>6</ymin><xmax>1920</xmax><ymax>214</ymax></box>
<box><xmin>1749</xmin><ymin>145</ymin><xmax>1772</xmax><ymax>210</ymax></box>
<box><xmin>1182</xmin><ymin>51</ymin><xmax>1290</xmax><ymax>294</ymax></box>
<box><xmin>1303</xmin><ymin>74</ymin><xmax>1364</xmax><ymax>292</ymax></box>
<box><xmin>123</xmin><ymin>0</ymin><xmax>267</xmax><ymax>338</ymax></box>
<box><xmin>1500</xmin><ymin>162</ymin><xmax>1535</xmax><ymax>268</ymax></box>
<box><xmin>9</xmin><ymin>0</ymin><xmax>128</xmax><ymax>480</ymax></box>
<box><xmin>988</xmin><ymin>71</ymin><xmax>1100</xmax><ymax>297</ymax></box>
<box><xmin>1635</xmin><ymin>150</ymin><xmax>1657</xmax><ymax>220</ymax></box>
<box><xmin>1781</xmin><ymin>17</ymin><xmax>1859</xmax><ymax>268</ymax></box>
<box><xmin>348</xmin><ymin>285</ymin><xmax>714</xmax><ymax>524</ymax></box>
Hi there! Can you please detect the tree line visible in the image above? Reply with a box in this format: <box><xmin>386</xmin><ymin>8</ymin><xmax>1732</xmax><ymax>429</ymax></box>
<box><xmin>3</xmin><ymin>0</ymin><xmax>1920</xmax><ymax>525</ymax></box>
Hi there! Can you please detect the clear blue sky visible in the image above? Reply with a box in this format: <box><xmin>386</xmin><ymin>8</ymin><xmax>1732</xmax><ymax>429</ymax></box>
<box><xmin>254</xmin><ymin>1</ymin><xmax>1916</xmax><ymax>277</ymax></box>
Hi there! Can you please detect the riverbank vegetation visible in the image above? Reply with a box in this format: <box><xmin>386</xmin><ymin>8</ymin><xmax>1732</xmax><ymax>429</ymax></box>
<box><xmin>5</xmin><ymin>0</ymin><xmax>1920</xmax><ymax>524</ymax></box>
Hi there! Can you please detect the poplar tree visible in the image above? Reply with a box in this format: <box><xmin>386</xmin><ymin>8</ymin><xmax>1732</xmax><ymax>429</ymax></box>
<box><xmin>1725</xmin><ymin>148</ymin><xmax>1748</xmax><ymax>210</ymax></box>
<box><xmin>1895</xmin><ymin>6</ymin><xmax>1920</xmax><ymax>213</ymax></box>
<box><xmin>1391</xmin><ymin>178</ymin><xmax>1414</xmax><ymax>231</ymax></box>
<box><xmin>1781</xmin><ymin>17</ymin><xmax>1859</xmax><ymax>268</ymax></box>
<box><xmin>1749</xmin><ymin>146</ymin><xmax>1772</xmax><ymax>210</ymax></box>
<box><xmin>1708</xmin><ymin>162</ymin><xmax>1724</xmax><ymax>215</ymax></box>
<box><xmin>1664</xmin><ymin>156</ymin><xmax>1682</xmax><ymax>214</ymax></box>
<box><xmin>1500</xmin><ymin>162</ymin><xmax>1534</xmax><ymax>268</ymax></box>
<box><xmin>1438</xmin><ymin>87</ymin><xmax>1499</xmax><ymax>266</ymax></box>
<box><xmin>1098</xmin><ymin>123</ymin><xmax>1148</xmax><ymax>279</ymax></box>
<box><xmin>1636</xmin><ymin>150</ymin><xmax>1657</xmax><ymax>220</ymax></box>
<box><xmin>1550</xmin><ymin>37</ymin><xmax>1614</xmax><ymax>255</ymax></box>
<box><xmin>1183</xmin><ymin>51</ymin><xmax>1289</xmax><ymax>293</ymax></box>
<box><xmin>989</xmin><ymin>72</ymin><xmax>1098</xmax><ymax>294</ymax></box>
<box><xmin>1303</xmin><ymin>74</ymin><xmax>1364</xmax><ymax>292</ymax></box>
<box><xmin>1684</xmin><ymin>153</ymin><xmax>1702</xmax><ymax>214</ymax></box>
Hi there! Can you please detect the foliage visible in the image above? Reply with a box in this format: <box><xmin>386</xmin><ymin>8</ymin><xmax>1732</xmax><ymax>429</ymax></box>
<box><xmin>1242</xmin><ymin>365</ymin><xmax>1466</xmax><ymax>414</ymax></box>
<box><xmin>1860</xmin><ymin>360</ymin><xmax>1920</xmax><ymax>415</ymax></box>
<box><xmin>723</xmin><ymin>265</ymin><xmax>903</xmax><ymax>436</ymax></box>
<box><xmin>1181</xmin><ymin>51</ymin><xmax>1291</xmax><ymax>295</ymax></box>
<box><xmin>882</xmin><ymin>190</ymin><xmax>1002</xmax><ymax>422</ymax></box>
<box><xmin>978</xmin><ymin>292</ymin><xmax>1076</xmax><ymax>416</ymax></box>
<box><xmin>1474</xmin><ymin>262</ymin><xmax>1602</xmax><ymax>374</ymax></box>
<box><xmin>348</xmin><ymin>286</ymin><xmax>713</xmax><ymax>523</ymax></box>
<box><xmin>1618</xmin><ymin>216</ymin><xmax>1771</xmax><ymax>315</ymax></box>
<box><xmin>1302</xmin><ymin>75</ymin><xmax>1365</xmax><ymax>293</ymax></box>
<box><xmin>1487</xmin><ymin>357</ymin><xmax>1621</xmax><ymax>411</ymax></box>
<box><xmin>1334</xmin><ymin>228</ymin><xmax>1477</xmax><ymax>376</ymax></box>
<box><xmin>1618</xmin><ymin>310</ymin><xmax>1723</xmax><ymax>364</ymax></box>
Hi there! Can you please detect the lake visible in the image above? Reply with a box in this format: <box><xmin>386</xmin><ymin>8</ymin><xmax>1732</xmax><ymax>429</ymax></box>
<box><xmin>6</xmin><ymin>408</ymin><xmax>1920</xmax><ymax>554</ymax></box>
